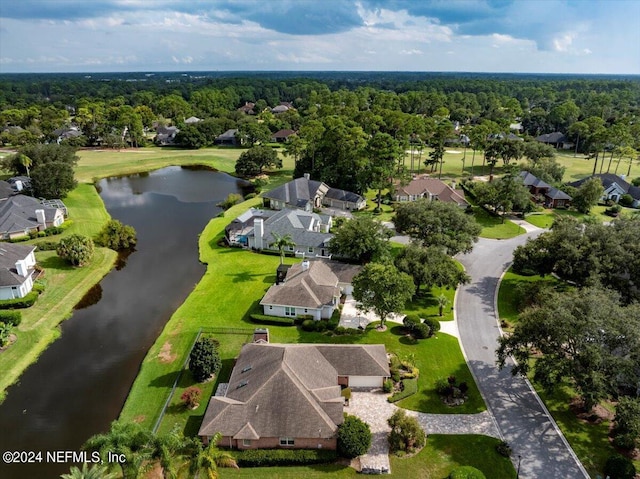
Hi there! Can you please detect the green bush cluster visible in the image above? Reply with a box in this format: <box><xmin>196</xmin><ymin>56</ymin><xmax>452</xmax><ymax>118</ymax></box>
<box><xmin>35</xmin><ymin>240</ymin><xmax>59</xmax><ymax>251</ymax></box>
<box><xmin>331</xmin><ymin>326</ymin><xmax>364</xmax><ymax>336</ymax></box>
<box><xmin>337</xmin><ymin>414</ymin><xmax>372</xmax><ymax>458</ymax></box>
<box><xmin>604</xmin><ymin>454</ymin><xmax>636</xmax><ymax>479</ymax></box>
<box><xmin>422</xmin><ymin>317</ymin><xmax>441</xmax><ymax>334</ymax></box>
<box><xmin>301</xmin><ymin>319</ymin><xmax>328</xmax><ymax>332</ymax></box>
<box><xmin>0</xmin><ymin>291</ymin><xmax>39</xmax><ymax>309</ymax></box>
<box><xmin>232</xmin><ymin>448</ymin><xmax>337</xmax><ymax>467</ymax></box>
<box><xmin>495</xmin><ymin>440</ymin><xmax>512</xmax><ymax>457</ymax></box>
<box><xmin>249</xmin><ymin>314</ymin><xmax>295</xmax><ymax>326</ymax></box>
<box><xmin>388</xmin><ymin>378</ymin><xmax>418</xmax><ymax>403</ymax></box>
<box><xmin>0</xmin><ymin>310</ymin><xmax>22</xmax><ymax>326</ymax></box>
<box><xmin>448</xmin><ymin>466</ymin><xmax>487</xmax><ymax>479</ymax></box>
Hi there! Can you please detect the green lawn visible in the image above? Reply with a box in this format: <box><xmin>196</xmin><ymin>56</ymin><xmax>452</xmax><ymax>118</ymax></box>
<box><xmin>219</xmin><ymin>434</ymin><xmax>515</xmax><ymax>479</ymax></box>
<box><xmin>472</xmin><ymin>206</ymin><xmax>525</xmax><ymax>239</ymax></box>
<box><xmin>525</xmin><ymin>205</ymin><xmax>637</xmax><ymax>229</ymax></box>
<box><xmin>0</xmin><ymin>183</ymin><xmax>118</xmax><ymax>401</ymax></box>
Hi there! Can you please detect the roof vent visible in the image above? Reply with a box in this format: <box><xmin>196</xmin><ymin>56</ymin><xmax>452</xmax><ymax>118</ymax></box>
<box><xmin>236</xmin><ymin>381</ymin><xmax>248</xmax><ymax>389</ymax></box>
<box><xmin>241</xmin><ymin>366</ymin><xmax>252</xmax><ymax>373</ymax></box>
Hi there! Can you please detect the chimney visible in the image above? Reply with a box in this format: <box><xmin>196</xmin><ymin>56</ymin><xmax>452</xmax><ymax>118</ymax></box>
<box><xmin>301</xmin><ymin>260</ymin><xmax>310</xmax><ymax>271</ymax></box>
<box><xmin>304</xmin><ymin>173</ymin><xmax>310</xmax><ymax>180</ymax></box>
<box><xmin>35</xmin><ymin>209</ymin><xmax>46</xmax><ymax>228</ymax></box>
<box><xmin>254</xmin><ymin>218</ymin><xmax>264</xmax><ymax>250</ymax></box>
<box><xmin>15</xmin><ymin>180</ymin><xmax>23</xmax><ymax>191</ymax></box>
<box><xmin>451</xmin><ymin>180</ymin><xmax>457</xmax><ymax>190</ymax></box>
<box><xmin>253</xmin><ymin>328</ymin><xmax>269</xmax><ymax>343</ymax></box>
<box><xmin>15</xmin><ymin>259</ymin><xmax>28</xmax><ymax>277</ymax></box>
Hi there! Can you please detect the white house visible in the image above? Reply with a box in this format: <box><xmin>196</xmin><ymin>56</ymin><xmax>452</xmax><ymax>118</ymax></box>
<box><xmin>0</xmin><ymin>243</ymin><xmax>37</xmax><ymax>300</ymax></box>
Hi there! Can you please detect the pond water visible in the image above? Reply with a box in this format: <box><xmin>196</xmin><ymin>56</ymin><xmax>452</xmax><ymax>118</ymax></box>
<box><xmin>0</xmin><ymin>166</ymin><xmax>249</xmax><ymax>479</ymax></box>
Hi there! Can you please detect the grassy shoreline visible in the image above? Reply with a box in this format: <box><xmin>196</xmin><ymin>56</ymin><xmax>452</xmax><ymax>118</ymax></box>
<box><xmin>0</xmin><ymin>184</ymin><xmax>117</xmax><ymax>401</ymax></box>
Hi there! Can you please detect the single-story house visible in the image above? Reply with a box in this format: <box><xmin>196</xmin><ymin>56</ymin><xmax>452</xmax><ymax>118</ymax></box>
<box><xmin>568</xmin><ymin>173</ymin><xmax>640</xmax><ymax>208</ymax></box>
<box><xmin>225</xmin><ymin>207</ymin><xmax>333</xmax><ymax>258</ymax></box>
<box><xmin>393</xmin><ymin>176</ymin><xmax>469</xmax><ymax>208</ymax></box>
<box><xmin>535</xmin><ymin>132</ymin><xmax>574</xmax><ymax>150</ymax></box>
<box><xmin>0</xmin><ymin>243</ymin><xmax>37</xmax><ymax>300</ymax></box>
<box><xmin>214</xmin><ymin>129</ymin><xmax>239</xmax><ymax>146</ymax></box>
<box><xmin>520</xmin><ymin>171</ymin><xmax>572</xmax><ymax>208</ymax></box>
<box><xmin>238</xmin><ymin>102</ymin><xmax>256</xmax><ymax>115</ymax></box>
<box><xmin>260</xmin><ymin>259</ymin><xmax>360</xmax><ymax>320</ymax></box>
<box><xmin>263</xmin><ymin>174</ymin><xmax>365</xmax><ymax>212</ymax></box>
<box><xmin>198</xmin><ymin>338</ymin><xmax>389</xmax><ymax>449</ymax></box>
<box><xmin>270</xmin><ymin>129</ymin><xmax>296</xmax><ymax>143</ymax></box>
<box><xmin>52</xmin><ymin>126</ymin><xmax>83</xmax><ymax>143</ymax></box>
<box><xmin>0</xmin><ymin>195</ymin><xmax>65</xmax><ymax>239</ymax></box>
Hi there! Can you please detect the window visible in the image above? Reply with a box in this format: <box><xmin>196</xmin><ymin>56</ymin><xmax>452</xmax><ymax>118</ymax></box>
<box><xmin>284</xmin><ymin>306</ymin><xmax>295</xmax><ymax>316</ymax></box>
<box><xmin>287</xmin><ymin>245</ymin><xmax>294</xmax><ymax>251</ymax></box>
<box><xmin>304</xmin><ymin>309</ymin><xmax>308</xmax><ymax>313</ymax></box>
<box><xmin>308</xmin><ymin>246</ymin><xmax>314</xmax><ymax>253</ymax></box>
<box><xmin>279</xmin><ymin>437</ymin><xmax>295</xmax><ymax>446</ymax></box>
<box><xmin>242</xmin><ymin>439</ymin><xmax>252</xmax><ymax>447</ymax></box>
<box><xmin>269</xmin><ymin>305</ymin><xmax>273</xmax><ymax>310</ymax></box>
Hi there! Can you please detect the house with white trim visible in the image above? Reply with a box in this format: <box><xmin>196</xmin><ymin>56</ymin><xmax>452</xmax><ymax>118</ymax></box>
<box><xmin>0</xmin><ymin>243</ymin><xmax>37</xmax><ymax>300</ymax></box>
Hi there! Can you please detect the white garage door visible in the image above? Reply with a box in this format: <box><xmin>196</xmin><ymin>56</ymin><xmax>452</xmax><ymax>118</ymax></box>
<box><xmin>349</xmin><ymin>376</ymin><xmax>382</xmax><ymax>388</ymax></box>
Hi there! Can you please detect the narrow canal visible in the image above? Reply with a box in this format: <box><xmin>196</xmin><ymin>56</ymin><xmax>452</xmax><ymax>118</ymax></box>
<box><xmin>0</xmin><ymin>166</ymin><xmax>249</xmax><ymax>479</ymax></box>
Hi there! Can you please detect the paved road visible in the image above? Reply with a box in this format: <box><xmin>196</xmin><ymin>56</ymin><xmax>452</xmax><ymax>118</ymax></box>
<box><xmin>457</xmin><ymin>234</ymin><xmax>590</xmax><ymax>479</ymax></box>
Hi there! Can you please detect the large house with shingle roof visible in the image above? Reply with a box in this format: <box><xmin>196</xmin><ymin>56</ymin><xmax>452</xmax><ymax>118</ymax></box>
<box><xmin>260</xmin><ymin>259</ymin><xmax>361</xmax><ymax>320</ymax></box>
<box><xmin>568</xmin><ymin>173</ymin><xmax>640</xmax><ymax>208</ymax></box>
<box><xmin>263</xmin><ymin>174</ymin><xmax>366</xmax><ymax>212</ymax></box>
<box><xmin>0</xmin><ymin>243</ymin><xmax>37</xmax><ymax>300</ymax></box>
<box><xmin>198</xmin><ymin>339</ymin><xmax>389</xmax><ymax>449</ymax></box>
<box><xmin>225</xmin><ymin>207</ymin><xmax>333</xmax><ymax>257</ymax></box>
<box><xmin>520</xmin><ymin>171</ymin><xmax>572</xmax><ymax>208</ymax></box>
<box><xmin>393</xmin><ymin>176</ymin><xmax>469</xmax><ymax>208</ymax></box>
<box><xmin>0</xmin><ymin>195</ymin><xmax>65</xmax><ymax>239</ymax></box>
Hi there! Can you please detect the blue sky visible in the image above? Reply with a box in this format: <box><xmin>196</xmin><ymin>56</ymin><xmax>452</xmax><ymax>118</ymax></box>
<box><xmin>1</xmin><ymin>0</ymin><xmax>639</xmax><ymax>74</ymax></box>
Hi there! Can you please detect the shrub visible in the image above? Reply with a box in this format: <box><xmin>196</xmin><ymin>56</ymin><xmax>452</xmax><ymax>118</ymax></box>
<box><xmin>604</xmin><ymin>454</ymin><xmax>636</xmax><ymax>479</ymax></box>
<box><xmin>388</xmin><ymin>409</ymin><xmax>425</xmax><ymax>453</ymax></box>
<box><xmin>495</xmin><ymin>440</ymin><xmax>512</xmax><ymax>457</ymax></box>
<box><xmin>301</xmin><ymin>319</ymin><xmax>316</xmax><ymax>331</ymax></box>
<box><xmin>95</xmin><ymin>219</ymin><xmax>137</xmax><ymax>250</ymax></box>
<box><xmin>337</xmin><ymin>414</ymin><xmax>372</xmax><ymax>458</ymax></box>
<box><xmin>605</xmin><ymin>204</ymin><xmax>622</xmax><ymax>217</ymax></box>
<box><xmin>44</xmin><ymin>226</ymin><xmax>64</xmax><ymax>236</ymax></box>
<box><xmin>612</xmin><ymin>397</ymin><xmax>640</xmax><ymax>450</ymax></box>
<box><xmin>35</xmin><ymin>240</ymin><xmax>59</xmax><ymax>251</ymax></box>
<box><xmin>249</xmin><ymin>314</ymin><xmax>294</xmax><ymax>326</ymax></box>
<box><xmin>8</xmin><ymin>235</ymin><xmax>30</xmax><ymax>243</ymax></box>
<box><xmin>0</xmin><ymin>310</ymin><xmax>22</xmax><ymax>326</ymax></box>
<box><xmin>403</xmin><ymin>314</ymin><xmax>420</xmax><ymax>331</ymax></box>
<box><xmin>383</xmin><ymin>379</ymin><xmax>393</xmax><ymax>393</ymax></box>
<box><xmin>332</xmin><ymin>326</ymin><xmax>364</xmax><ymax>336</ymax></box>
<box><xmin>422</xmin><ymin>317</ymin><xmax>441</xmax><ymax>334</ymax></box>
<box><xmin>413</xmin><ymin>323</ymin><xmax>431</xmax><ymax>339</ymax></box>
<box><xmin>619</xmin><ymin>194</ymin><xmax>634</xmax><ymax>207</ymax></box>
<box><xmin>435</xmin><ymin>378</ymin><xmax>452</xmax><ymax>396</ymax></box>
<box><xmin>180</xmin><ymin>386</ymin><xmax>202</xmax><ymax>409</ymax></box>
<box><xmin>244</xmin><ymin>192</ymin><xmax>257</xmax><ymax>200</ymax></box>
<box><xmin>218</xmin><ymin>193</ymin><xmax>243</xmax><ymax>210</ymax></box>
<box><xmin>459</xmin><ymin>382</ymin><xmax>469</xmax><ymax>394</ymax></box>
<box><xmin>232</xmin><ymin>449</ymin><xmax>336</xmax><ymax>467</ymax></box>
<box><xmin>57</xmin><ymin>234</ymin><xmax>94</xmax><ymax>266</ymax></box>
<box><xmin>0</xmin><ymin>322</ymin><xmax>13</xmax><ymax>347</ymax></box>
<box><xmin>388</xmin><ymin>378</ymin><xmax>418</xmax><ymax>403</ymax></box>
<box><xmin>0</xmin><ymin>291</ymin><xmax>39</xmax><ymax>309</ymax></box>
<box><xmin>189</xmin><ymin>337</ymin><xmax>221</xmax><ymax>382</ymax></box>
<box><xmin>449</xmin><ymin>466</ymin><xmax>487</xmax><ymax>479</ymax></box>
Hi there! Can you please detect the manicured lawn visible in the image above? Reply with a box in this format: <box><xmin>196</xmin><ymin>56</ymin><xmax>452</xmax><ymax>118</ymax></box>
<box><xmin>0</xmin><ymin>185</ymin><xmax>117</xmax><ymax>401</ymax></box>
<box><xmin>121</xmin><ymin>195</ymin><xmax>484</xmax><ymax>429</ymax></box>
<box><xmin>472</xmin><ymin>206</ymin><xmax>525</xmax><ymax>239</ymax></box>
<box><xmin>403</xmin><ymin>260</ymin><xmax>463</xmax><ymax>322</ymax></box>
<box><xmin>525</xmin><ymin>205</ymin><xmax>637</xmax><ymax>229</ymax></box>
<box><xmin>218</xmin><ymin>434</ymin><xmax>515</xmax><ymax>479</ymax></box>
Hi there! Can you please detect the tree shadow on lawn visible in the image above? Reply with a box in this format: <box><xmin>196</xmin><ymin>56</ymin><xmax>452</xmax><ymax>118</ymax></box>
<box><xmin>38</xmin><ymin>255</ymin><xmax>75</xmax><ymax>271</ymax></box>
<box><xmin>149</xmin><ymin>370</ymin><xmax>182</xmax><ymax>389</ymax></box>
<box><xmin>227</xmin><ymin>270</ymin><xmax>266</xmax><ymax>283</ymax></box>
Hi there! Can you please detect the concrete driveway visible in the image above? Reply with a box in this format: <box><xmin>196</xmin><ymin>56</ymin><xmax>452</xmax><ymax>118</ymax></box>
<box><xmin>456</xmin><ymin>234</ymin><xmax>590</xmax><ymax>478</ymax></box>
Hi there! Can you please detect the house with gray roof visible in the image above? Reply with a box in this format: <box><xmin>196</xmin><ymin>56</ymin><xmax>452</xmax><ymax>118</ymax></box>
<box><xmin>198</xmin><ymin>339</ymin><xmax>389</xmax><ymax>450</ymax></box>
<box><xmin>535</xmin><ymin>132</ymin><xmax>574</xmax><ymax>149</ymax></box>
<box><xmin>568</xmin><ymin>173</ymin><xmax>640</xmax><ymax>208</ymax></box>
<box><xmin>214</xmin><ymin>129</ymin><xmax>239</xmax><ymax>146</ymax></box>
<box><xmin>226</xmin><ymin>207</ymin><xmax>333</xmax><ymax>258</ymax></box>
<box><xmin>263</xmin><ymin>174</ymin><xmax>365</xmax><ymax>212</ymax></box>
<box><xmin>520</xmin><ymin>171</ymin><xmax>572</xmax><ymax>208</ymax></box>
<box><xmin>260</xmin><ymin>259</ymin><xmax>361</xmax><ymax>320</ymax></box>
<box><xmin>0</xmin><ymin>195</ymin><xmax>65</xmax><ymax>239</ymax></box>
<box><xmin>0</xmin><ymin>243</ymin><xmax>37</xmax><ymax>300</ymax></box>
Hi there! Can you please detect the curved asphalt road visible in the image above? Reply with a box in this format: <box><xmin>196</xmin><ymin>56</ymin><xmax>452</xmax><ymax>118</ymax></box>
<box><xmin>456</xmin><ymin>233</ymin><xmax>590</xmax><ymax>479</ymax></box>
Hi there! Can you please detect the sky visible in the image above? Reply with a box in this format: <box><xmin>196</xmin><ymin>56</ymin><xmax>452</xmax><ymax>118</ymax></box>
<box><xmin>1</xmin><ymin>0</ymin><xmax>639</xmax><ymax>74</ymax></box>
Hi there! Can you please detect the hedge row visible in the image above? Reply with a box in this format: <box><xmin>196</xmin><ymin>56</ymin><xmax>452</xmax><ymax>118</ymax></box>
<box><xmin>249</xmin><ymin>314</ymin><xmax>295</xmax><ymax>326</ymax></box>
<box><xmin>231</xmin><ymin>448</ymin><xmax>337</xmax><ymax>467</ymax></box>
<box><xmin>388</xmin><ymin>378</ymin><xmax>418</xmax><ymax>403</ymax></box>
<box><xmin>0</xmin><ymin>310</ymin><xmax>22</xmax><ymax>326</ymax></box>
<box><xmin>0</xmin><ymin>291</ymin><xmax>39</xmax><ymax>309</ymax></box>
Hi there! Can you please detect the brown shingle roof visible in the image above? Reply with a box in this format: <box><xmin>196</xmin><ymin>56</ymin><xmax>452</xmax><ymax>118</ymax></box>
<box><xmin>395</xmin><ymin>177</ymin><xmax>468</xmax><ymax>206</ymax></box>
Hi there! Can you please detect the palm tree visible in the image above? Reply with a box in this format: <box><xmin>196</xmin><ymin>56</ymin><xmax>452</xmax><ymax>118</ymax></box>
<box><xmin>437</xmin><ymin>294</ymin><xmax>449</xmax><ymax>317</ymax></box>
<box><xmin>270</xmin><ymin>232</ymin><xmax>295</xmax><ymax>264</ymax></box>
<box><xmin>60</xmin><ymin>462</ymin><xmax>118</xmax><ymax>479</ymax></box>
<box><xmin>17</xmin><ymin>153</ymin><xmax>32</xmax><ymax>178</ymax></box>
<box><xmin>83</xmin><ymin>420</ymin><xmax>152</xmax><ymax>479</ymax></box>
<box><xmin>147</xmin><ymin>428</ymin><xmax>192</xmax><ymax>479</ymax></box>
<box><xmin>189</xmin><ymin>433</ymin><xmax>238</xmax><ymax>479</ymax></box>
